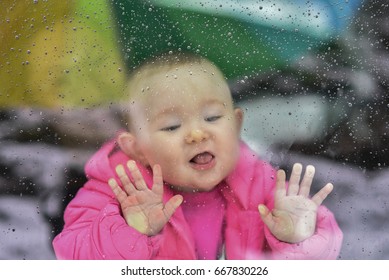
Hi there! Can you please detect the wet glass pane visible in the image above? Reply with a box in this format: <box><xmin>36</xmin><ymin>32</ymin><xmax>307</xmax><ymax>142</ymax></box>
<box><xmin>1</xmin><ymin>0</ymin><xmax>388</xmax><ymax>261</ymax></box>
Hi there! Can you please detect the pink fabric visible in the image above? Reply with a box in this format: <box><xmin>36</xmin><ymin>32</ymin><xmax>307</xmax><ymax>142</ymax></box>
<box><xmin>179</xmin><ymin>186</ymin><xmax>225</xmax><ymax>259</ymax></box>
<box><xmin>52</xmin><ymin>139</ymin><xmax>343</xmax><ymax>259</ymax></box>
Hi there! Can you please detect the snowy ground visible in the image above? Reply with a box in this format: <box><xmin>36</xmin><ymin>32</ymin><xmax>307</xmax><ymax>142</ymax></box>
<box><xmin>0</xmin><ymin>196</ymin><xmax>55</xmax><ymax>259</ymax></box>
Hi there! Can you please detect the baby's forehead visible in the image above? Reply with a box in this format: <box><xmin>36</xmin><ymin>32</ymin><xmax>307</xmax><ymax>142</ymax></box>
<box><xmin>129</xmin><ymin>61</ymin><xmax>228</xmax><ymax>100</ymax></box>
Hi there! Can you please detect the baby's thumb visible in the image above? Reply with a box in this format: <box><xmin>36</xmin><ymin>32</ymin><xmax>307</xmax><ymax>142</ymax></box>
<box><xmin>258</xmin><ymin>204</ymin><xmax>273</xmax><ymax>228</ymax></box>
<box><xmin>164</xmin><ymin>195</ymin><xmax>183</xmax><ymax>219</ymax></box>
<box><xmin>258</xmin><ymin>204</ymin><xmax>269</xmax><ymax>215</ymax></box>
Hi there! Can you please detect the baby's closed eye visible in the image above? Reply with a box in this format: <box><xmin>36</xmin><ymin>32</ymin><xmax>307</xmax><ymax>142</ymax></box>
<box><xmin>205</xmin><ymin>115</ymin><xmax>222</xmax><ymax>122</ymax></box>
<box><xmin>160</xmin><ymin>124</ymin><xmax>181</xmax><ymax>132</ymax></box>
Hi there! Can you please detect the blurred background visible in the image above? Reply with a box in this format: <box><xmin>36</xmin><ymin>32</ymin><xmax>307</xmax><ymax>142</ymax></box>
<box><xmin>1</xmin><ymin>0</ymin><xmax>389</xmax><ymax>259</ymax></box>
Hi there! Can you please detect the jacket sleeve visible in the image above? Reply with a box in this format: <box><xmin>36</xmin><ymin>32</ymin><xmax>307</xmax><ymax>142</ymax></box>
<box><xmin>52</xmin><ymin>179</ymin><xmax>162</xmax><ymax>260</ymax></box>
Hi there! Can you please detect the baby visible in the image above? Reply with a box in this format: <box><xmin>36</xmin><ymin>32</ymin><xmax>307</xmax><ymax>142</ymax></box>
<box><xmin>53</xmin><ymin>52</ymin><xmax>343</xmax><ymax>259</ymax></box>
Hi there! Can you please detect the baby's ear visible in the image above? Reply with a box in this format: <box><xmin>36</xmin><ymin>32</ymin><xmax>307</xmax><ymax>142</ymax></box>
<box><xmin>117</xmin><ymin>132</ymin><xmax>147</xmax><ymax>164</ymax></box>
<box><xmin>234</xmin><ymin>107</ymin><xmax>244</xmax><ymax>132</ymax></box>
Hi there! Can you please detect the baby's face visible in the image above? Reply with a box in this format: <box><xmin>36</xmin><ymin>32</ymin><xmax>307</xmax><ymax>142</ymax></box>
<box><xmin>128</xmin><ymin>62</ymin><xmax>242</xmax><ymax>192</ymax></box>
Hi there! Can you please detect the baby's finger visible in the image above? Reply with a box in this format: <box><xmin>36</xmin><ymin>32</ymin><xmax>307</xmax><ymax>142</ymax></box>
<box><xmin>127</xmin><ymin>160</ymin><xmax>148</xmax><ymax>191</ymax></box>
<box><xmin>151</xmin><ymin>164</ymin><xmax>164</xmax><ymax>196</ymax></box>
<box><xmin>108</xmin><ymin>178</ymin><xmax>128</xmax><ymax>204</ymax></box>
<box><xmin>298</xmin><ymin>165</ymin><xmax>315</xmax><ymax>197</ymax></box>
<box><xmin>287</xmin><ymin>163</ymin><xmax>302</xmax><ymax>196</ymax></box>
<box><xmin>115</xmin><ymin>164</ymin><xmax>136</xmax><ymax>194</ymax></box>
<box><xmin>311</xmin><ymin>183</ymin><xmax>333</xmax><ymax>206</ymax></box>
<box><xmin>163</xmin><ymin>195</ymin><xmax>183</xmax><ymax>220</ymax></box>
<box><xmin>275</xmin><ymin>169</ymin><xmax>287</xmax><ymax>201</ymax></box>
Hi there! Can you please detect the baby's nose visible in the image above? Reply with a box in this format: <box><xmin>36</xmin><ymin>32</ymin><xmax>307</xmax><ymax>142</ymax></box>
<box><xmin>185</xmin><ymin>129</ymin><xmax>209</xmax><ymax>144</ymax></box>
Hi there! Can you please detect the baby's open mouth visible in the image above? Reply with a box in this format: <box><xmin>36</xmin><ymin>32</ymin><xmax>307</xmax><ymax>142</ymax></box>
<box><xmin>189</xmin><ymin>152</ymin><xmax>215</xmax><ymax>170</ymax></box>
<box><xmin>190</xmin><ymin>152</ymin><xmax>214</xmax><ymax>164</ymax></box>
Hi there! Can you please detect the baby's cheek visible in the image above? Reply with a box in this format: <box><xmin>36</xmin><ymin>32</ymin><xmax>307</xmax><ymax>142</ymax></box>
<box><xmin>151</xmin><ymin>145</ymin><xmax>179</xmax><ymax>169</ymax></box>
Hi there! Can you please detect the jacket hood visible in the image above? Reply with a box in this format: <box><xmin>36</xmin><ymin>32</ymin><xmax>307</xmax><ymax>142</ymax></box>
<box><xmin>84</xmin><ymin>139</ymin><xmax>119</xmax><ymax>183</ymax></box>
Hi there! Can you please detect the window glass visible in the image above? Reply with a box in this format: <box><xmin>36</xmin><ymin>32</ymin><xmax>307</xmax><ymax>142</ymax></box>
<box><xmin>1</xmin><ymin>0</ymin><xmax>387</xmax><ymax>260</ymax></box>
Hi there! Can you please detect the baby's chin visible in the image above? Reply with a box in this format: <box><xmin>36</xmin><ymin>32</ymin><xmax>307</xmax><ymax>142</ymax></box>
<box><xmin>168</xmin><ymin>179</ymin><xmax>223</xmax><ymax>193</ymax></box>
<box><xmin>164</xmin><ymin>166</ymin><xmax>232</xmax><ymax>192</ymax></box>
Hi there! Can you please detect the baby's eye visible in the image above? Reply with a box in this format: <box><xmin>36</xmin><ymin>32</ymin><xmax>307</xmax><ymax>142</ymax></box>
<box><xmin>205</xmin><ymin>115</ymin><xmax>222</xmax><ymax>122</ymax></box>
<box><xmin>161</xmin><ymin>124</ymin><xmax>181</xmax><ymax>132</ymax></box>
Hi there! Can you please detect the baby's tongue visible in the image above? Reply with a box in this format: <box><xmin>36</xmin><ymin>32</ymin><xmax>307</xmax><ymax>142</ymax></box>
<box><xmin>192</xmin><ymin>152</ymin><xmax>213</xmax><ymax>164</ymax></box>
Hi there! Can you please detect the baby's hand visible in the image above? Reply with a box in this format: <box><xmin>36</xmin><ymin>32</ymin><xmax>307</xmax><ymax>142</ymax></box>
<box><xmin>108</xmin><ymin>160</ymin><xmax>183</xmax><ymax>236</ymax></box>
<box><xmin>258</xmin><ymin>163</ymin><xmax>333</xmax><ymax>243</ymax></box>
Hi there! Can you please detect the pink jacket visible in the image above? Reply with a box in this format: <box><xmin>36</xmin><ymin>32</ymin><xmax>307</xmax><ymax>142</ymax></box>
<box><xmin>52</xmin><ymin>140</ymin><xmax>343</xmax><ymax>259</ymax></box>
